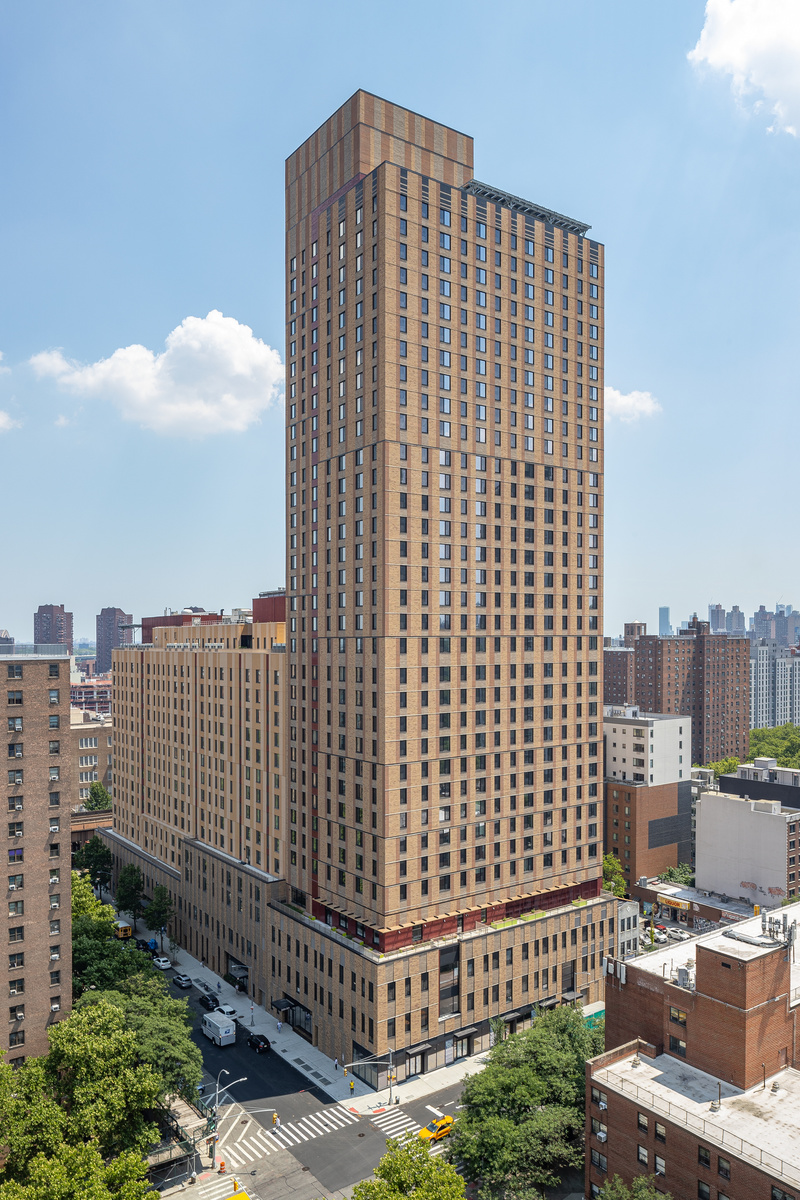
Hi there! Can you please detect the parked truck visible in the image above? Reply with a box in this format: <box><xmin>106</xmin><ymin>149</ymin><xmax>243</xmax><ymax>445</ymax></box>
<box><xmin>201</xmin><ymin>1010</ymin><xmax>236</xmax><ymax>1047</ymax></box>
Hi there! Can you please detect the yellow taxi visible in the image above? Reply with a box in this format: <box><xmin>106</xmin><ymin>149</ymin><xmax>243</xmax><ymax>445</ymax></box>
<box><xmin>418</xmin><ymin>1114</ymin><xmax>454</xmax><ymax>1142</ymax></box>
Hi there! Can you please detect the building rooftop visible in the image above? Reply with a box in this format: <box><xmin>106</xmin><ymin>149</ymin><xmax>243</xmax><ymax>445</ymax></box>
<box><xmin>594</xmin><ymin>1048</ymin><xmax>800</xmax><ymax>1188</ymax></box>
<box><xmin>603</xmin><ymin>705</ymin><xmax>685</xmax><ymax>724</ymax></box>
<box><xmin>463</xmin><ymin>179</ymin><xmax>592</xmax><ymax>236</ymax></box>
<box><xmin>633</xmin><ymin>897</ymin><xmax>800</xmax><ymax>997</ymax></box>
<box><xmin>0</xmin><ymin>644</ymin><xmax>70</xmax><ymax>658</ymax></box>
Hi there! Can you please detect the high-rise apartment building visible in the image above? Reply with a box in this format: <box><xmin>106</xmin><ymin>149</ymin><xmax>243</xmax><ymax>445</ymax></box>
<box><xmin>632</xmin><ymin>617</ymin><xmax>749</xmax><ymax>765</ymax></box>
<box><xmin>33</xmin><ymin>604</ymin><xmax>73</xmax><ymax>654</ymax></box>
<box><xmin>279</xmin><ymin>90</ymin><xmax>614</xmax><ymax>1073</ymax></box>
<box><xmin>3</xmin><ymin>646</ymin><xmax>72</xmax><ymax>1065</ymax></box>
<box><xmin>707</xmin><ymin>603</ymin><xmax>725</xmax><ymax>633</ymax></box>
<box><xmin>622</xmin><ymin>622</ymin><xmax>645</xmax><ymax>647</ymax></box>
<box><xmin>658</xmin><ymin>606</ymin><xmax>672</xmax><ymax>637</ymax></box>
<box><xmin>603</xmin><ymin>647</ymin><xmax>635</xmax><ymax>705</ymax></box>
<box><xmin>96</xmin><ymin>607</ymin><xmax>133</xmax><ymax>674</ymax></box>
<box><xmin>725</xmin><ymin>604</ymin><xmax>745</xmax><ymax>635</ymax></box>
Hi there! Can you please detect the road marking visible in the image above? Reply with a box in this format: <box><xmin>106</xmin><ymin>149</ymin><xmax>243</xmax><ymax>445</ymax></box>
<box><xmin>425</xmin><ymin>1105</ymin><xmax>444</xmax><ymax>1117</ymax></box>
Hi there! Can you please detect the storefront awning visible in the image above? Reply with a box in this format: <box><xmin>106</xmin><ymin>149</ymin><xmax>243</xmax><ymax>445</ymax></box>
<box><xmin>272</xmin><ymin>998</ymin><xmax>293</xmax><ymax>1011</ymax></box>
<box><xmin>538</xmin><ymin>996</ymin><xmax>558</xmax><ymax>1008</ymax></box>
<box><xmin>502</xmin><ymin>1011</ymin><xmax>520</xmax><ymax>1022</ymax></box>
<box><xmin>405</xmin><ymin>1042</ymin><xmax>431</xmax><ymax>1055</ymax></box>
<box><xmin>561</xmin><ymin>989</ymin><xmax>578</xmax><ymax>1001</ymax></box>
<box><xmin>455</xmin><ymin>1026</ymin><xmax>478</xmax><ymax>1038</ymax></box>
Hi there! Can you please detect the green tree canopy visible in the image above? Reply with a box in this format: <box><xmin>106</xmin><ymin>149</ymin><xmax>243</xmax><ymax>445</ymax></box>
<box><xmin>449</xmin><ymin>1005</ymin><xmax>603</xmax><ymax>1200</ymax></box>
<box><xmin>74</xmin><ymin>838</ymin><xmax>113</xmax><ymax>893</ymax></box>
<box><xmin>704</xmin><ymin>755</ymin><xmax>740</xmax><ymax>778</ymax></box>
<box><xmin>353</xmin><ymin>1137</ymin><xmax>466</xmax><ymax>1200</ymax></box>
<box><xmin>658</xmin><ymin>863</ymin><xmax>695</xmax><ymax>886</ymax></box>
<box><xmin>0</xmin><ymin>1143</ymin><xmax>153</xmax><ymax>1200</ymax></box>
<box><xmin>747</xmin><ymin>724</ymin><xmax>800</xmax><ymax>767</ymax></box>
<box><xmin>600</xmin><ymin>1175</ymin><xmax>672</xmax><ymax>1200</ymax></box>
<box><xmin>44</xmin><ymin>1001</ymin><xmax>161</xmax><ymax>1158</ymax></box>
<box><xmin>84</xmin><ymin>782</ymin><xmax>112</xmax><ymax>812</ymax></box>
<box><xmin>71</xmin><ymin>871</ymin><xmax>155</xmax><ymax>997</ymax></box>
<box><xmin>76</xmin><ymin>973</ymin><xmax>202</xmax><ymax>1099</ymax></box>
<box><xmin>603</xmin><ymin>853</ymin><xmax>626</xmax><ymax>898</ymax></box>
<box><xmin>115</xmin><ymin>865</ymin><xmax>145</xmax><ymax>927</ymax></box>
<box><xmin>143</xmin><ymin>885</ymin><xmax>174</xmax><ymax>947</ymax></box>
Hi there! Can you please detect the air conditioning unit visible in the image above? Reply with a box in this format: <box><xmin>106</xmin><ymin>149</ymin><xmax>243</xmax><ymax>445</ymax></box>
<box><xmin>599</xmin><ymin>1101</ymin><xmax>607</xmax><ymax>1110</ymax></box>
<box><xmin>13</xmin><ymin>831</ymin><xmax>22</xmax><ymax>837</ymax></box>
<box><xmin>51</xmin><ymin>1003</ymin><xmax>60</xmax><ymax>1012</ymax></box>
<box><xmin>15</xmin><ymin>803</ymin><xmax>22</xmax><ymax>810</ymax></box>
<box><xmin>50</xmin><ymin>953</ymin><xmax>59</xmax><ymax>960</ymax></box>
<box><xmin>8</xmin><ymin>883</ymin><xmax>16</xmax><ymax>891</ymax></box>
<box><xmin>596</xmin><ymin>1130</ymin><xmax>607</xmax><ymax>1142</ymax></box>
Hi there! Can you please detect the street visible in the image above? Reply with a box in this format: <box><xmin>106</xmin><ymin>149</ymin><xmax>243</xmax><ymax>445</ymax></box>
<box><xmin>176</xmin><ymin>976</ymin><xmax>466</xmax><ymax>1194</ymax></box>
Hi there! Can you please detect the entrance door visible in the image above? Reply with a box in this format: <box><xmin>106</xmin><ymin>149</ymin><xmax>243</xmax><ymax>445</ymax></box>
<box><xmin>407</xmin><ymin>1053</ymin><xmax>424</xmax><ymax>1077</ymax></box>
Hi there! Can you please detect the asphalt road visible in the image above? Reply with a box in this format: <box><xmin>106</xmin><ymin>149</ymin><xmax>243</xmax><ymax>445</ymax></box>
<box><xmin>172</xmin><ymin>974</ymin><xmax>468</xmax><ymax>1192</ymax></box>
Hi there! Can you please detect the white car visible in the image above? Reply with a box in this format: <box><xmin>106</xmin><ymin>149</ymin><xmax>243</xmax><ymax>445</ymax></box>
<box><xmin>667</xmin><ymin>927</ymin><xmax>691</xmax><ymax>942</ymax></box>
<box><xmin>651</xmin><ymin>930</ymin><xmax>668</xmax><ymax>944</ymax></box>
<box><xmin>215</xmin><ymin>1004</ymin><xmax>238</xmax><ymax>1017</ymax></box>
<box><xmin>152</xmin><ymin>955</ymin><xmax>172</xmax><ymax>969</ymax></box>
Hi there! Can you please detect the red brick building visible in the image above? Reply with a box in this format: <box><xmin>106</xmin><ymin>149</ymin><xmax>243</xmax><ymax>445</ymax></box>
<box><xmin>586</xmin><ymin>905</ymin><xmax>800</xmax><ymax>1200</ymax></box>
<box><xmin>604</xmin><ymin>648</ymin><xmax>635</xmax><ymax>705</ymax></box>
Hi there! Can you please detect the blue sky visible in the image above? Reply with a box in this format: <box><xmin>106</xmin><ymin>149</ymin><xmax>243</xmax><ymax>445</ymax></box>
<box><xmin>1</xmin><ymin>0</ymin><xmax>799</xmax><ymax>640</ymax></box>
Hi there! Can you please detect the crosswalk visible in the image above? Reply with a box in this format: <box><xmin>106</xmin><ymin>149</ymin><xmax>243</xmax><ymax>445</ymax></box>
<box><xmin>197</xmin><ymin>1174</ymin><xmax>263</xmax><ymax>1200</ymax></box>
<box><xmin>214</xmin><ymin>1103</ymin><xmax>361</xmax><ymax>1169</ymax></box>
<box><xmin>369</xmin><ymin>1107</ymin><xmax>446</xmax><ymax>1154</ymax></box>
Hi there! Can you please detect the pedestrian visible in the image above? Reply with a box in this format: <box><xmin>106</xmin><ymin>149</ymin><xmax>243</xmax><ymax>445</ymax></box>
<box><xmin>276</xmin><ymin>1116</ymin><xmax>281</xmax><ymax>1130</ymax></box>
<box><xmin>334</xmin><ymin>1057</ymin><xmax>338</xmax><ymax>1070</ymax></box>
<box><xmin>276</xmin><ymin>1020</ymin><xmax>282</xmax><ymax>1033</ymax></box>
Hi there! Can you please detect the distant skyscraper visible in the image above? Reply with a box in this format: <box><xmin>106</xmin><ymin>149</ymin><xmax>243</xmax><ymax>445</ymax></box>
<box><xmin>658</xmin><ymin>606</ymin><xmax>672</xmax><ymax>637</ymax></box>
<box><xmin>725</xmin><ymin>605</ymin><xmax>745</xmax><ymax>636</ymax></box>
<box><xmin>95</xmin><ymin>607</ymin><xmax>133</xmax><ymax>673</ymax></box>
<box><xmin>708</xmin><ymin>603</ymin><xmax>726</xmax><ymax>633</ymax></box>
<box><xmin>33</xmin><ymin>604</ymin><xmax>73</xmax><ymax>653</ymax></box>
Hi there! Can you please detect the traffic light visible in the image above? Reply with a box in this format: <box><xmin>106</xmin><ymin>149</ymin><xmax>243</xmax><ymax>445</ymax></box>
<box><xmin>272</xmin><ymin>1112</ymin><xmax>278</xmax><ymax>1125</ymax></box>
<box><xmin>343</xmin><ymin>1067</ymin><xmax>348</xmax><ymax>1077</ymax></box>
<box><xmin>207</xmin><ymin>1118</ymin><xmax>217</xmax><ymax>1134</ymax></box>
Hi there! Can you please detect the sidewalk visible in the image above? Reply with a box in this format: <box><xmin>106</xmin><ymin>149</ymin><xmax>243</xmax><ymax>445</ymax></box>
<box><xmin>348</xmin><ymin>1051</ymin><xmax>489</xmax><ymax>1115</ymax></box>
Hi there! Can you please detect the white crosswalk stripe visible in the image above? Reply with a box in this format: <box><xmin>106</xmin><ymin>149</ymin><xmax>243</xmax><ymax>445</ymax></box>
<box><xmin>212</xmin><ymin>1102</ymin><xmax>364</xmax><ymax>1169</ymax></box>
<box><xmin>370</xmin><ymin>1107</ymin><xmax>422</xmax><ymax>1139</ymax></box>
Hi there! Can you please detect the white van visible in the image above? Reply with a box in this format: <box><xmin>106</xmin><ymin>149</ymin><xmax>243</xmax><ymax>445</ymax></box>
<box><xmin>201</xmin><ymin>1011</ymin><xmax>236</xmax><ymax>1047</ymax></box>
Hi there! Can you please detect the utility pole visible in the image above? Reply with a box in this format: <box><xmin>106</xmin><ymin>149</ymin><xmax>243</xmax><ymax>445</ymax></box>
<box><xmin>209</xmin><ymin>1071</ymin><xmax>247</xmax><ymax>1169</ymax></box>
<box><xmin>343</xmin><ymin>1050</ymin><xmax>396</xmax><ymax>1105</ymax></box>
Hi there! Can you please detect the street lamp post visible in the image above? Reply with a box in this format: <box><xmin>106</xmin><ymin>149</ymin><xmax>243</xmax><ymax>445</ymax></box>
<box><xmin>343</xmin><ymin>1049</ymin><xmax>395</xmax><ymax>1105</ymax></box>
<box><xmin>209</xmin><ymin>1071</ymin><xmax>248</xmax><ymax>1169</ymax></box>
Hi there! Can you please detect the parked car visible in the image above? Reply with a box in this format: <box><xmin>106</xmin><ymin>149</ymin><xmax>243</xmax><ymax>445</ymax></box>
<box><xmin>418</xmin><ymin>1115</ymin><xmax>454</xmax><ymax>1142</ymax></box>
<box><xmin>215</xmin><ymin>1004</ymin><xmax>238</xmax><ymax>1018</ymax></box>
<box><xmin>152</xmin><ymin>956</ymin><xmax>172</xmax><ymax>970</ymax></box>
<box><xmin>654</xmin><ymin>924</ymin><xmax>667</xmax><ymax>932</ymax></box>
<box><xmin>135</xmin><ymin>939</ymin><xmax>151</xmax><ymax>953</ymax></box>
<box><xmin>652</xmin><ymin>930</ymin><xmax>668</xmax><ymax>944</ymax></box>
<box><xmin>247</xmin><ymin>1033</ymin><xmax>271</xmax><ymax>1054</ymax></box>
<box><xmin>667</xmin><ymin>926</ymin><xmax>691</xmax><ymax>942</ymax></box>
<box><xmin>172</xmin><ymin>973</ymin><xmax>192</xmax><ymax>989</ymax></box>
<box><xmin>198</xmin><ymin>994</ymin><xmax>218</xmax><ymax>1011</ymax></box>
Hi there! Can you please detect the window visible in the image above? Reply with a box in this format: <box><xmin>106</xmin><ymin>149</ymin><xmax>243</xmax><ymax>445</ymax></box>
<box><xmin>637</xmin><ymin>1113</ymin><xmax>648</xmax><ymax>1133</ymax></box>
<box><xmin>772</xmin><ymin>1190</ymin><xmax>794</xmax><ymax>1200</ymax></box>
<box><xmin>591</xmin><ymin>1087</ymin><xmax>607</xmax><ymax>1106</ymax></box>
<box><xmin>387</xmin><ymin>1018</ymin><xmax>396</xmax><ymax>1038</ymax></box>
<box><xmin>697</xmin><ymin>1185</ymin><xmax>710</xmax><ymax>1200</ymax></box>
<box><xmin>698</xmin><ymin>1148</ymin><xmax>710</xmax><ymax>1168</ymax></box>
<box><xmin>669</xmin><ymin>1034</ymin><xmax>686</xmax><ymax>1057</ymax></box>
<box><xmin>655</xmin><ymin>1122</ymin><xmax>666</xmax><ymax>1143</ymax></box>
<box><xmin>670</xmin><ymin>1006</ymin><xmax>687</xmax><ymax>1026</ymax></box>
<box><xmin>717</xmin><ymin>1158</ymin><xmax>730</xmax><ymax>1180</ymax></box>
<box><xmin>655</xmin><ymin>1157</ymin><xmax>665</xmax><ymax>1177</ymax></box>
<box><xmin>590</xmin><ymin>1150</ymin><xmax>607</xmax><ymax>1172</ymax></box>
<box><xmin>638</xmin><ymin>1147</ymin><xmax>648</xmax><ymax>1165</ymax></box>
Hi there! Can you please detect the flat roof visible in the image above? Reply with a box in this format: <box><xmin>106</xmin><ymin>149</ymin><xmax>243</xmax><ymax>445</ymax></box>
<box><xmin>633</xmin><ymin>897</ymin><xmax>800</xmax><ymax>996</ymax></box>
<box><xmin>595</xmin><ymin>1050</ymin><xmax>800</xmax><ymax>1188</ymax></box>
<box><xmin>644</xmin><ymin>879</ymin><xmax>759</xmax><ymax>917</ymax></box>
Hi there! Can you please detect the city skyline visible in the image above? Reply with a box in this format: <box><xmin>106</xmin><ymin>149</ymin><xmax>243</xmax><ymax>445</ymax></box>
<box><xmin>1</xmin><ymin>3</ymin><xmax>800</xmax><ymax>638</ymax></box>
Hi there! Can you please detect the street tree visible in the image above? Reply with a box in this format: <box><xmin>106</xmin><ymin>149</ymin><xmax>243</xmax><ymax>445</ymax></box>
<box><xmin>0</xmin><ymin>1142</ymin><xmax>153</xmax><ymax>1200</ymax></box>
<box><xmin>603</xmin><ymin>854</ymin><xmax>627</xmax><ymax>898</ymax></box>
<box><xmin>77</xmin><ymin>973</ymin><xmax>202</xmax><ymax>1099</ymax></box>
<box><xmin>450</xmin><ymin>1005</ymin><xmax>602</xmax><ymax>1200</ymax></box>
<box><xmin>601</xmin><ymin>1176</ymin><xmax>672</xmax><ymax>1200</ymax></box>
<box><xmin>353</xmin><ymin>1137</ymin><xmax>466</xmax><ymax>1200</ymax></box>
<box><xmin>0</xmin><ymin>1057</ymin><xmax>67</xmax><ymax>1183</ymax></box>
<box><xmin>84</xmin><ymin>782</ymin><xmax>112</xmax><ymax>811</ymax></box>
<box><xmin>73</xmin><ymin>837</ymin><xmax>113</xmax><ymax>893</ymax></box>
<box><xmin>144</xmin><ymin>884</ymin><xmax>174</xmax><ymax>950</ymax></box>
<box><xmin>115</xmin><ymin>864</ymin><xmax>145</xmax><ymax>928</ymax></box>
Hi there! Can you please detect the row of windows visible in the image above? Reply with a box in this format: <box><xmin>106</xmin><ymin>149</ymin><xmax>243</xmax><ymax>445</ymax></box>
<box><xmin>6</xmin><ymin>665</ymin><xmax>61</xmax><ymax>679</ymax></box>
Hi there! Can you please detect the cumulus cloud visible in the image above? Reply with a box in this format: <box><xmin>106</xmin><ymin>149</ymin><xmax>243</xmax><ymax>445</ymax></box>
<box><xmin>30</xmin><ymin>310</ymin><xmax>284</xmax><ymax>436</ymax></box>
<box><xmin>689</xmin><ymin>0</ymin><xmax>800</xmax><ymax>135</ymax></box>
<box><xmin>605</xmin><ymin>386</ymin><xmax>662</xmax><ymax>423</ymax></box>
<box><xmin>0</xmin><ymin>410</ymin><xmax>19</xmax><ymax>433</ymax></box>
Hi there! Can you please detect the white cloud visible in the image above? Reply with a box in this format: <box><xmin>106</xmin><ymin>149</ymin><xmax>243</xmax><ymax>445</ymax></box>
<box><xmin>0</xmin><ymin>411</ymin><xmax>20</xmax><ymax>433</ymax></box>
<box><xmin>605</xmin><ymin>386</ymin><xmax>662</xmax><ymax>423</ymax></box>
<box><xmin>30</xmin><ymin>310</ymin><xmax>284</xmax><ymax>436</ymax></box>
<box><xmin>0</xmin><ymin>352</ymin><xmax>10</xmax><ymax>376</ymax></box>
<box><xmin>689</xmin><ymin>0</ymin><xmax>800</xmax><ymax>136</ymax></box>
<box><xmin>54</xmin><ymin>415</ymin><xmax>70</xmax><ymax>427</ymax></box>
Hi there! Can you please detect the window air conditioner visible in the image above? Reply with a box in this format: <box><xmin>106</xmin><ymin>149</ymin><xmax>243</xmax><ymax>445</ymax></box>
<box><xmin>51</xmin><ymin>1003</ymin><xmax>60</xmax><ymax>1012</ymax></box>
<box><xmin>8</xmin><ymin>883</ymin><xmax>15</xmax><ymax>891</ymax></box>
<box><xmin>599</xmin><ymin>1101</ymin><xmax>607</xmax><ymax>1110</ymax></box>
<box><xmin>50</xmin><ymin>952</ymin><xmax>59</xmax><ymax>960</ymax></box>
<box><xmin>596</xmin><ymin>1131</ymin><xmax>607</xmax><ymax>1142</ymax></box>
<box><xmin>15</xmin><ymin>803</ymin><xmax>22</xmax><ymax>810</ymax></box>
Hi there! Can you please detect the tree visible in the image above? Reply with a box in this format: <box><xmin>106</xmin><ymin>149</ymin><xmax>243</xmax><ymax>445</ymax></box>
<box><xmin>600</xmin><ymin>1175</ymin><xmax>672</xmax><ymax>1200</ymax></box>
<box><xmin>74</xmin><ymin>838</ymin><xmax>113</xmax><ymax>893</ymax></box>
<box><xmin>748</xmin><ymin>724</ymin><xmax>800</xmax><ymax>768</ymax></box>
<box><xmin>449</xmin><ymin>1005</ymin><xmax>603</xmax><ymax>1200</ymax></box>
<box><xmin>0</xmin><ymin>1058</ymin><xmax>68</xmax><ymax>1183</ymax></box>
<box><xmin>658</xmin><ymin>863</ymin><xmax>695</xmax><ymax>887</ymax></box>
<box><xmin>144</xmin><ymin>885</ymin><xmax>174</xmax><ymax>951</ymax></box>
<box><xmin>71</xmin><ymin>871</ymin><xmax>154</xmax><ymax>997</ymax></box>
<box><xmin>0</xmin><ymin>1143</ymin><xmax>153</xmax><ymax>1200</ymax></box>
<box><xmin>84</xmin><ymin>782</ymin><xmax>112</xmax><ymax>812</ymax></box>
<box><xmin>353</xmin><ymin>1137</ymin><xmax>466</xmax><ymax>1200</ymax></box>
<box><xmin>603</xmin><ymin>853</ymin><xmax>626</xmax><ymax>898</ymax></box>
<box><xmin>703</xmin><ymin>756</ymin><xmax>740</xmax><ymax>779</ymax></box>
<box><xmin>76</xmin><ymin>974</ymin><xmax>202</xmax><ymax>1099</ymax></box>
<box><xmin>44</xmin><ymin>1001</ymin><xmax>161</xmax><ymax>1159</ymax></box>
<box><xmin>115</xmin><ymin>864</ymin><xmax>145</xmax><ymax>928</ymax></box>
